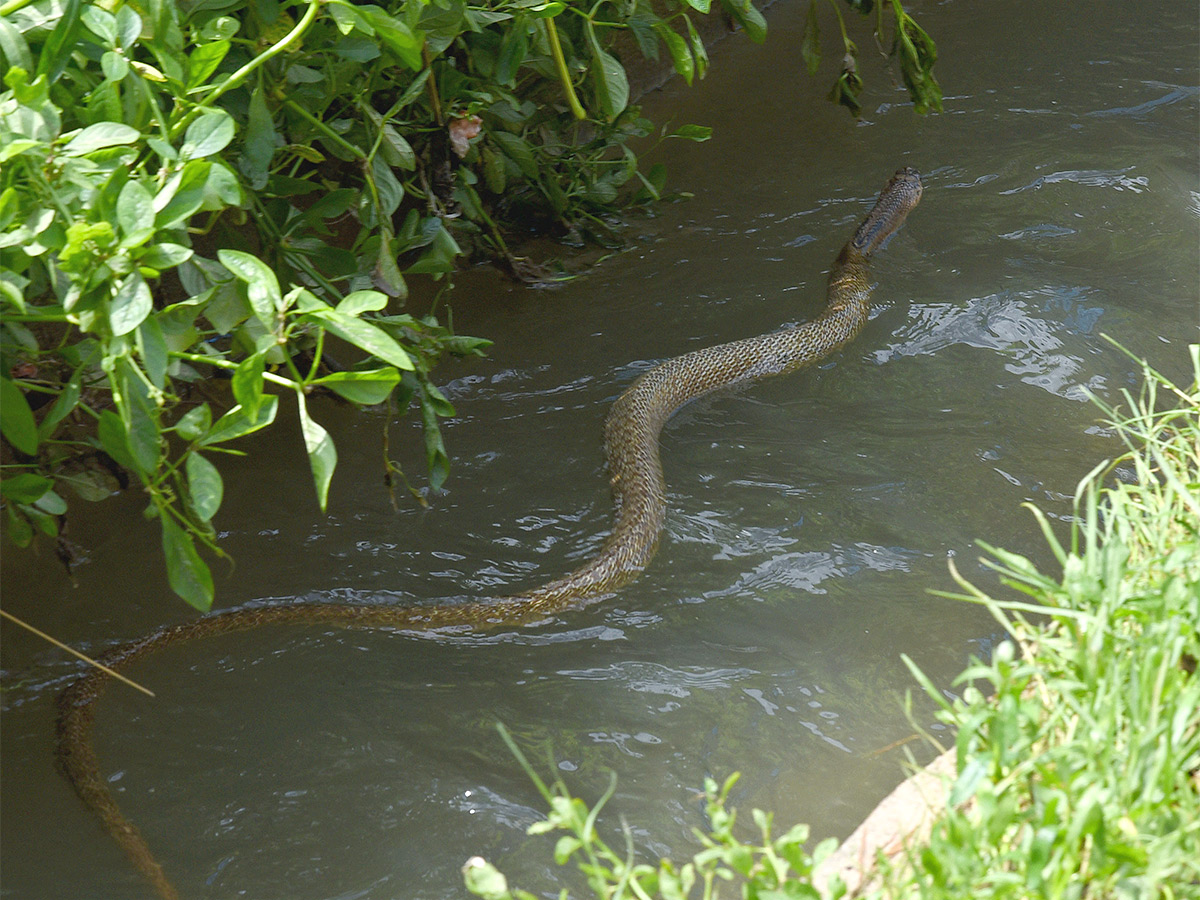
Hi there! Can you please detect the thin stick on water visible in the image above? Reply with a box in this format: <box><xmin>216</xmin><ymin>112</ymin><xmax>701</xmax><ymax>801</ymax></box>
<box><xmin>0</xmin><ymin>608</ymin><xmax>155</xmax><ymax>698</ymax></box>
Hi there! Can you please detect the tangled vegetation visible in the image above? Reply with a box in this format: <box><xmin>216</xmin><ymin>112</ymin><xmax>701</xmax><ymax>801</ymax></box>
<box><xmin>464</xmin><ymin>345</ymin><xmax>1200</xmax><ymax>898</ymax></box>
<box><xmin>0</xmin><ymin>0</ymin><xmax>941</xmax><ymax>610</ymax></box>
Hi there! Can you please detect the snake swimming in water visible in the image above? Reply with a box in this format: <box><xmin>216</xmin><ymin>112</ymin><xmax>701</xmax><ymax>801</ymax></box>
<box><xmin>55</xmin><ymin>167</ymin><xmax>922</xmax><ymax>899</ymax></box>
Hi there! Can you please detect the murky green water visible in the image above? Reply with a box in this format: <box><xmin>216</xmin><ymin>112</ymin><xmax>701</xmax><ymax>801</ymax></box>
<box><xmin>2</xmin><ymin>1</ymin><xmax>1196</xmax><ymax>897</ymax></box>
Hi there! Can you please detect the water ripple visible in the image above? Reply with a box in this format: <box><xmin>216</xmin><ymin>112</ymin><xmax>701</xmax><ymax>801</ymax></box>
<box><xmin>704</xmin><ymin>542</ymin><xmax>917</xmax><ymax>598</ymax></box>
<box><xmin>555</xmin><ymin>661</ymin><xmax>760</xmax><ymax>697</ymax></box>
<box><xmin>1000</xmin><ymin>167</ymin><xmax>1149</xmax><ymax>194</ymax></box>
<box><xmin>1085</xmin><ymin>83</ymin><xmax>1199</xmax><ymax>118</ymax></box>
<box><xmin>875</xmin><ymin>290</ymin><xmax>1107</xmax><ymax>400</ymax></box>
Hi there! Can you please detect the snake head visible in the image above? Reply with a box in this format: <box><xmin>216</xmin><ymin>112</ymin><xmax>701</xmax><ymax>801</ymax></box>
<box><xmin>852</xmin><ymin>168</ymin><xmax>923</xmax><ymax>256</ymax></box>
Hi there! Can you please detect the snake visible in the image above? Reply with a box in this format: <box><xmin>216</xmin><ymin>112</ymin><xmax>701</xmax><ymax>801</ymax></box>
<box><xmin>55</xmin><ymin>167</ymin><xmax>922</xmax><ymax>900</ymax></box>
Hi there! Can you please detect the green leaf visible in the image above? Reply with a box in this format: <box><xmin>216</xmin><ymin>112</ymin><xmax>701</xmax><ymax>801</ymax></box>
<box><xmin>684</xmin><ymin>15</ymin><xmax>709</xmax><ymax>80</ymax></box>
<box><xmin>801</xmin><ymin>0</ymin><xmax>821</xmax><ymax>74</ymax></box>
<box><xmin>231</xmin><ymin>351</ymin><xmax>265</xmax><ymax>418</ymax></box>
<box><xmin>374</xmin><ymin>230</ymin><xmax>407</xmax><ymax>299</ymax></box>
<box><xmin>369</xmin><ymin>154</ymin><xmax>404</xmax><ymax>219</ymax></box>
<box><xmin>186</xmin><ymin>452</ymin><xmax>224</xmax><ymax>522</ymax></box>
<box><xmin>894</xmin><ymin>11</ymin><xmax>942</xmax><ymax>114</ymax></box>
<box><xmin>653</xmin><ymin>24</ymin><xmax>694</xmax><ymax>85</ymax></box>
<box><xmin>0</xmin><ymin>139</ymin><xmax>42</xmax><ymax>165</ymax></box>
<box><xmin>187</xmin><ymin>40</ymin><xmax>230</xmax><ymax>88</ymax></box>
<box><xmin>491</xmin><ymin>131</ymin><xmax>538</xmax><ymax>179</ymax></box>
<box><xmin>35</xmin><ymin>0</ymin><xmax>82</xmax><ymax>83</ymax></box>
<box><xmin>5</xmin><ymin>504</ymin><xmax>33</xmax><ymax>547</ymax></box>
<box><xmin>553</xmin><ymin>835</ymin><xmax>582</xmax><ymax>864</ymax></box>
<box><xmin>0</xmin><ymin>17</ymin><xmax>33</xmax><ymax>72</ymax></box>
<box><xmin>199</xmin><ymin>15</ymin><xmax>239</xmax><ymax>41</ymax></box>
<box><xmin>33</xmin><ymin>489</ymin><xmax>67</xmax><ymax>515</ymax></box>
<box><xmin>359</xmin><ymin>7</ymin><xmax>423</xmax><ymax>70</ymax></box>
<box><xmin>114</xmin><ymin>5</ymin><xmax>140</xmax><ymax>50</ymax></box>
<box><xmin>139</xmin><ymin>242</ymin><xmax>193</xmax><ymax>269</ymax></box>
<box><xmin>200</xmin><ymin>395</ymin><xmax>278</xmax><ymax>445</ymax></box>
<box><xmin>25</xmin><ymin>505</ymin><xmax>59</xmax><ymax>537</ymax></box>
<box><xmin>422</xmin><ymin>380</ymin><xmax>455</xmax><ymax>417</ymax></box>
<box><xmin>668</xmin><ymin>123</ymin><xmax>712</xmax><ymax>142</ymax></box>
<box><xmin>119</xmin><ymin>376</ymin><xmax>161</xmax><ymax>475</ymax></box>
<box><xmin>586</xmin><ymin>24</ymin><xmax>629</xmax><ymax>120</ymax></box>
<box><xmin>102</xmin><ymin>50</ymin><xmax>129</xmax><ymax>81</ymax></box>
<box><xmin>37</xmin><ymin>370</ymin><xmax>81</xmax><ymax>440</ymax></box>
<box><xmin>725</xmin><ymin>0</ymin><xmax>767</xmax><ymax>43</ymax></box>
<box><xmin>218</xmin><ymin>249</ymin><xmax>282</xmax><ymax>330</ymax></box>
<box><xmin>303</xmin><ymin>309</ymin><xmax>414</xmax><ymax>370</ymax></box>
<box><xmin>0</xmin><ymin>378</ymin><xmax>38</xmax><ymax>455</ymax></box>
<box><xmin>137</xmin><ymin>316</ymin><xmax>170</xmax><ymax>389</ymax></box>
<box><xmin>117</xmin><ymin>180</ymin><xmax>156</xmax><ymax>248</ymax></box>
<box><xmin>182</xmin><ymin>110</ymin><xmax>235</xmax><ymax>160</ymax></box>
<box><xmin>161</xmin><ymin>515</ymin><xmax>214</xmax><ymax>611</ymax></box>
<box><xmin>296</xmin><ymin>391</ymin><xmax>337</xmax><ymax>511</ymax></box>
<box><xmin>495</xmin><ymin>16</ymin><xmax>528</xmax><ymax>85</ymax></box>
<box><xmin>828</xmin><ymin>62</ymin><xmax>864</xmax><ymax>115</ymax></box>
<box><xmin>97</xmin><ymin>409</ymin><xmax>139</xmax><ymax>472</ymax></box>
<box><xmin>199</xmin><ymin>160</ymin><xmax>241</xmax><ymax>209</ymax></box>
<box><xmin>110</xmin><ymin>272</ymin><xmax>153</xmax><ymax>335</ymax></box>
<box><xmin>462</xmin><ymin>858</ymin><xmax>510</xmax><ymax>899</ymax></box>
<box><xmin>59</xmin><ymin>468</ymin><xmax>119</xmax><ymax>502</ymax></box>
<box><xmin>523</xmin><ymin>1</ymin><xmax>564</xmax><ymax>18</ymax></box>
<box><xmin>155</xmin><ymin>159</ymin><xmax>212</xmax><ymax>229</ymax></box>
<box><xmin>393</xmin><ymin>68</ymin><xmax>431</xmax><ymax>109</ymax></box>
<box><xmin>174</xmin><ymin>403</ymin><xmax>212</xmax><ymax>441</ymax></box>
<box><xmin>0</xmin><ymin>473</ymin><xmax>54</xmax><ymax>503</ymax></box>
<box><xmin>482</xmin><ymin>146</ymin><xmax>506</xmax><ymax>194</ymax></box>
<box><xmin>61</xmin><ymin>122</ymin><xmax>141</xmax><ymax>156</ymax></box>
<box><xmin>362</xmin><ymin>105</ymin><xmax>417</xmax><ymax>171</ymax></box>
<box><xmin>337</xmin><ymin>291</ymin><xmax>389</xmax><ymax>317</ymax></box>
<box><xmin>0</xmin><ymin>207</ymin><xmax>55</xmax><ymax>250</ymax></box>
<box><xmin>310</xmin><ymin>367</ymin><xmax>400</xmax><ymax>405</ymax></box>
<box><xmin>239</xmin><ymin>85</ymin><xmax>277</xmax><ymax>191</ymax></box>
<box><xmin>420</xmin><ymin>393</ymin><xmax>450</xmax><ymax>491</ymax></box>
<box><xmin>403</xmin><ymin>221</ymin><xmax>463</xmax><ymax>276</ymax></box>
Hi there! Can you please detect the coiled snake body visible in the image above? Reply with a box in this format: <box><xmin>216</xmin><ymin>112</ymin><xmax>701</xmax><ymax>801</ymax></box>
<box><xmin>56</xmin><ymin>167</ymin><xmax>922</xmax><ymax>899</ymax></box>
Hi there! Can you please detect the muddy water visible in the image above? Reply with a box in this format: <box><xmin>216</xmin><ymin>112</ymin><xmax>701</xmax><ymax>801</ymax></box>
<box><xmin>2</xmin><ymin>1</ymin><xmax>1196</xmax><ymax>897</ymax></box>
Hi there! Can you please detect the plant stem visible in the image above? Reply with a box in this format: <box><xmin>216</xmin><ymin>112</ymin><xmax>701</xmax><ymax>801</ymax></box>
<box><xmin>0</xmin><ymin>609</ymin><xmax>156</xmax><ymax>697</ymax></box>
<box><xmin>172</xmin><ymin>352</ymin><xmax>296</xmax><ymax>389</ymax></box>
<box><xmin>285</xmin><ymin>99</ymin><xmax>365</xmax><ymax>160</ymax></box>
<box><xmin>541</xmin><ymin>17</ymin><xmax>587</xmax><ymax>120</ymax></box>
<box><xmin>0</xmin><ymin>0</ymin><xmax>37</xmax><ymax>16</ymax></box>
<box><xmin>170</xmin><ymin>0</ymin><xmax>324</xmax><ymax>140</ymax></box>
<box><xmin>422</xmin><ymin>46</ymin><xmax>444</xmax><ymax>125</ymax></box>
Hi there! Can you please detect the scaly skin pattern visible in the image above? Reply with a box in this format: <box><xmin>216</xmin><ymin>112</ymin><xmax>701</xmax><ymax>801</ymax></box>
<box><xmin>55</xmin><ymin>167</ymin><xmax>922</xmax><ymax>899</ymax></box>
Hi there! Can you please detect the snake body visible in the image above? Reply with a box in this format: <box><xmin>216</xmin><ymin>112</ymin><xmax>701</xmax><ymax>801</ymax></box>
<box><xmin>56</xmin><ymin>167</ymin><xmax>922</xmax><ymax>899</ymax></box>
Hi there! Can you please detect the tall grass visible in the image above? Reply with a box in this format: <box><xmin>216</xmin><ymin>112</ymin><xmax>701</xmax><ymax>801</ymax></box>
<box><xmin>464</xmin><ymin>344</ymin><xmax>1200</xmax><ymax>900</ymax></box>
<box><xmin>890</xmin><ymin>343</ymin><xmax>1200</xmax><ymax>897</ymax></box>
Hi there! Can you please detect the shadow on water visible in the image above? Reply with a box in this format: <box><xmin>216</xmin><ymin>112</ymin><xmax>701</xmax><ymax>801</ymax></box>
<box><xmin>1</xmin><ymin>0</ymin><xmax>1196</xmax><ymax>897</ymax></box>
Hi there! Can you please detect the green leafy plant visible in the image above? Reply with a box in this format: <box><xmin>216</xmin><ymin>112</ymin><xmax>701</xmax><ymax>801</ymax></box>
<box><xmin>0</xmin><ymin>0</ymin><xmax>491</xmax><ymax>610</ymax></box>
<box><xmin>801</xmin><ymin>0</ymin><xmax>942</xmax><ymax>115</ymax></box>
<box><xmin>890</xmin><ymin>344</ymin><xmax>1200</xmax><ymax>897</ymax></box>
<box><xmin>0</xmin><ymin>0</ymin><xmax>941</xmax><ymax>612</ymax></box>
<box><xmin>463</xmin><ymin>724</ymin><xmax>838</xmax><ymax>900</ymax></box>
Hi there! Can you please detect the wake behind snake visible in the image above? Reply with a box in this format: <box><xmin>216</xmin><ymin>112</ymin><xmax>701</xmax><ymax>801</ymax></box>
<box><xmin>56</xmin><ymin>167</ymin><xmax>922</xmax><ymax>899</ymax></box>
